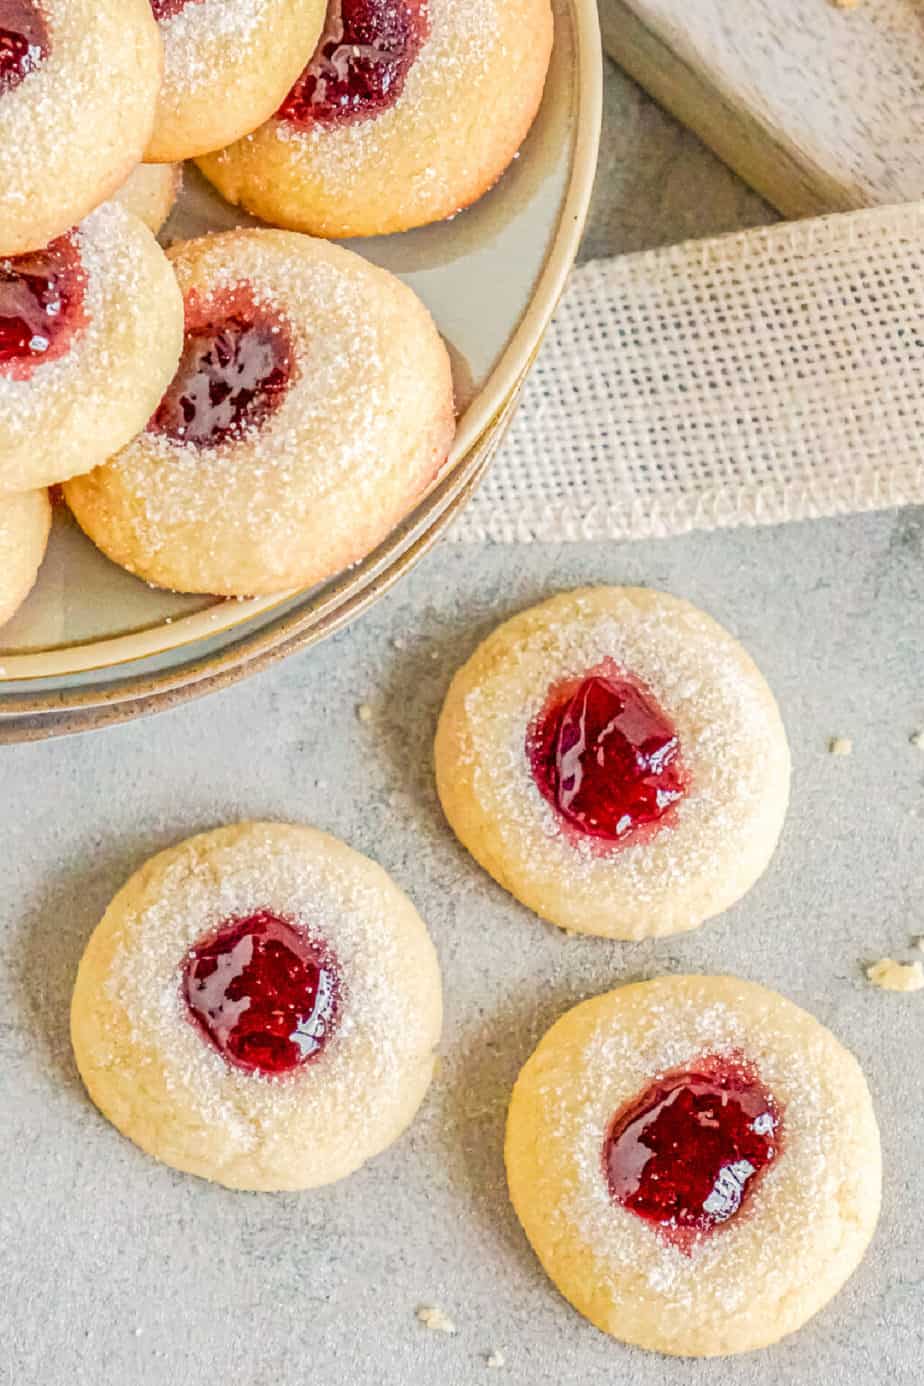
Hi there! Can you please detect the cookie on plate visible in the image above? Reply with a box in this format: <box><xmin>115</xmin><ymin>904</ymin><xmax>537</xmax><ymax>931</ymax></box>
<box><xmin>146</xmin><ymin>0</ymin><xmax>326</xmax><ymax>163</ymax></box>
<box><xmin>111</xmin><ymin>162</ymin><xmax>182</xmax><ymax>235</ymax></box>
<box><xmin>0</xmin><ymin>204</ymin><xmax>184</xmax><ymax>496</ymax></box>
<box><xmin>0</xmin><ymin>488</ymin><xmax>51</xmax><ymax>629</ymax></box>
<box><xmin>65</xmin><ymin>228</ymin><xmax>455</xmax><ymax>595</ymax></box>
<box><xmin>198</xmin><ymin>0</ymin><xmax>554</xmax><ymax>238</ymax></box>
<box><xmin>0</xmin><ymin>0</ymin><xmax>162</xmax><ymax>255</ymax></box>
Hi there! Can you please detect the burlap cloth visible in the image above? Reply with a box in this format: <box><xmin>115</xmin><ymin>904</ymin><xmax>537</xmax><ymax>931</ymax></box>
<box><xmin>455</xmin><ymin>204</ymin><xmax>924</xmax><ymax>542</ymax></box>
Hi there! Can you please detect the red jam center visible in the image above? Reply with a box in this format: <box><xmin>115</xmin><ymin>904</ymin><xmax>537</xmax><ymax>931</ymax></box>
<box><xmin>0</xmin><ymin>0</ymin><xmax>48</xmax><ymax>93</ymax></box>
<box><xmin>604</xmin><ymin>1055</ymin><xmax>781</xmax><ymax>1252</ymax></box>
<box><xmin>0</xmin><ymin>235</ymin><xmax>87</xmax><ymax>381</ymax></box>
<box><xmin>528</xmin><ymin>661</ymin><xmax>688</xmax><ymax>846</ymax></box>
<box><xmin>277</xmin><ymin>0</ymin><xmax>429</xmax><ymax>128</ymax></box>
<box><xmin>182</xmin><ymin>911</ymin><xmax>339</xmax><ymax>1077</ymax></box>
<box><xmin>149</xmin><ymin>0</ymin><xmax>198</xmax><ymax>19</ymax></box>
<box><xmin>149</xmin><ymin>291</ymin><xmax>294</xmax><ymax>448</ymax></box>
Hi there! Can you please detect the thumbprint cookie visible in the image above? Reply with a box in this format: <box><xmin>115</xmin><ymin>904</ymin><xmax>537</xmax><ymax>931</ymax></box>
<box><xmin>146</xmin><ymin>0</ymin><xmax>326</xmax><ymax>163</ymax></box>
<box><xmin>435</xmin><ymin>587</ymin><xmax>790</xmax><ymax>940</ymax></box>
<box><xmin>65</xmin><ymin>228</ymin><xmax>455</xmax><ymax>596</ymax></box>
<box><xmin>0</xmin><ymin>488</ymin><xmax>50</xmax><ymax>628</ymax></box>
<box><xmin>197</xmin><ymin>0</ymin><xmax>554</xmax><ymax>238</ymax></box>
<box><xmin>0</xmin><ymin>0</ymin><xmax>162</xmax><ymax>255</ymax></box>
<box><xmin>505</xmin><ymin>975</ymin><xmax>881</xmax><ymax>1357</ymax></box>
<box><xmin>71</xmin><ymin>822</ymin><xmax>443</xmax><ymax>1191</ymax></box>
<box><xmin>111</xmin><ymin>162</ymin><xmax>182</xmax><ymax>236</ymax></box>
<box><xmin>0</xmin><ymin>204</ymin><xmax>184</xmax><ymax>496</ymax></box>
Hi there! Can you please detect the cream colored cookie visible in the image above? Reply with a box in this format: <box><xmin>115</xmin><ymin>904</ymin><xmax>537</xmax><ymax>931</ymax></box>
<box><xmin>197</xmin><ymin>0</ymin><xmax>554</xmax><ymax>238</ymax></box>
<box><xmin>111</xmin><ymin>163</ymin><xmax>182</xmax><ymax>235</ymax></box>
<box><xmin>0</xmin><ymin>204</ymin><xmax>184</xmax><ymax>495</ymax></box>
<box><xmin>0</xmin><ymin>0</ymin><xmax>162</xmax><ymax>256</ymax></box>
<box><xmin>0</xmin><ymin>489</ymin><xmax>51</xmax><ymax>629</ymax></box>
<box><xmin>65</xmin><ymin>228</ymin><xmax>455</xmax><ymax>596</ymax></box>
<box><xmin>506</xmin><ymin>975</ymin><xmax>881</xmax><ymax>1358</ymax></box>
<box><xmin>71</xmin><ymin>822</ymin><xmax>443</xmax><ymax>1192</ymax></box>
<box><xmin>146</xmin><ymin>0</ymin><xmax>326</xmax><ymax>163</ymax></box>
<box><xmin>435</xmin><ymin>587</ymin><xmax>790</xmax><ymax>940</ymax></box>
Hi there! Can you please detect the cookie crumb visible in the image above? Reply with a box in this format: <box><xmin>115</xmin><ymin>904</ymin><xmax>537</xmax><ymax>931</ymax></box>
<box><xmin>915</xmin><ymin>937</ymin><xmax>924</xmax><ymax>953</ymax></box>
<box><xmin>392</xmin><ymin>636</ymin><xmax>406</xmax><ymax>651</ymax></box>
<box><xmin>417</xmin><ymin>1306</ymin><xmax>457</xmax><ymax>1335</ymax></box>
<box><xmin>910</xmin><ymin>730</ymin><xmax>924</xmax><ymax>749</ymax></box>
<box><xmin>356</xmin><ymin>703</ymin><xmax>374</xmax><ymax>724</ymax></box>
<box><xmin>485</xmin><ymin>1350</ymin><xmax>506</xmax><ymax>1368</ymax></box>
<box><xmin>829</xmin><ymin>0</ymin><xmax>860</xmax><ymax>8</ymax></box>
<box><xmin>865</xmin><ymin>958</ymin><xmax>924</xmax><ymax>992</ymax></box>
<box><xmin>829</xmin><ymin>736</ymin><xmax>853</xmax><ymax>756</ymax></box>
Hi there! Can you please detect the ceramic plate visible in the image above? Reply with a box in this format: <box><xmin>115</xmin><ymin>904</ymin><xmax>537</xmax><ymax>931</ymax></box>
<box><xmin>0</xmin><ymin>0</ymin><xmax>602</xmax><ymax>739</ymax></box>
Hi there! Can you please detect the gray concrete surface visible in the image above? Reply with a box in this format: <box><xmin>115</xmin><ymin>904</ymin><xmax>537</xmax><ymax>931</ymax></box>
<box><xmin>2</xmin><ymin>61</ymin><xmax>921</xmax><ymax>1386</ymax></box>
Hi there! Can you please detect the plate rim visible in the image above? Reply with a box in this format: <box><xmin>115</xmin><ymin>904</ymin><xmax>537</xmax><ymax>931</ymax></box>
<box><xmin>0</xmin><ymin>0</ymin><xmax>602</xmax><ymax>738</ymax></box>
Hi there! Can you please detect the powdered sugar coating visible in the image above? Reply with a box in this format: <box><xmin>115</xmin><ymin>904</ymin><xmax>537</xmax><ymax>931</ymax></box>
<box><xmin>147</xmin><ymin>0</ymin><xmax>326</xmax><ymax>162</ymax></box>
<box><xmin>0</xmin><ymin>203</ymin><xmax>184</xmax><ymax>494</ymax></box>
<box><xmin>505</xmin><ymin>975</ymin><xmax>881</xmax><ymax>1357</ymax></box>
<box><xmin>159</xmin><ymin>0</ymin><xmax>267</xmax><ymax>88</ymax></box>
<box><xmin>0</xmin><ymin>487</ymin><xmax>50</xmax><ymax>627</ymax></box>
<box><xmin>0</xmin><ymin>0</ymin><xmax>161</xmax><ymax>255</ymax></box>
<box><xmin>70</xmin><ymin>822</ymin><xmax>443</xmax><ymax>1191</ymax></box>
<box><xmin>435</xmin><ymin>587</ymin><xmax>791</xmax><ymax>939</ymax></box>
<box><xmin>197</xmin><ymin>0</ymin><xmax>554</xmax><ymax>238</ymax></box>
<box><xmin>65</xmin><ymin>228</ymin><xmax>455</xmax><ymax>596</ymax></box>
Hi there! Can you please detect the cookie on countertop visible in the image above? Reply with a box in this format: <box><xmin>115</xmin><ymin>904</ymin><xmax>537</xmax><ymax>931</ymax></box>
<box><xmin>435</xmin><ymin>587</ymin><xmax>791</xmax><ymax>940</ymax></box>
<box><xmin>71</xmin><ymin>821</ymin><xmax>443</xmax><ymax>1191</ymax></box>
<box><xmin>506</xmin><ymin>974</ymin><xmax>881</xmax><ymax>1356</ymax></box>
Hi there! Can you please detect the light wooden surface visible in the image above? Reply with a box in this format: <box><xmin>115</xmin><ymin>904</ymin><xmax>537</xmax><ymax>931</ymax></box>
<box><xmin>580</xmin><ymin>46</ymin><xmax>774</xmax><ymax>261</ymax></box>
<box><xmin>600</xmin><ymin>0</ymin><xmax>924</xmax><ymax>218</ymax></box>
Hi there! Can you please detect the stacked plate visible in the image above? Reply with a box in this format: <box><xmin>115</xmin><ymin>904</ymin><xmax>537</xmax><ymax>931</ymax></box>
<box><xmin>0</xmin><ymin>0</ymin><xmax>602</xmax><ymax>742</ymax></box>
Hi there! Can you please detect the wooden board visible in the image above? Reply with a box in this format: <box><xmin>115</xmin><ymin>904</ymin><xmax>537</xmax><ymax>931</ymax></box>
<box><xmin>600</xmin><ymin>0</ymin><xmax>924</xmax><ymax>218</ymax></box>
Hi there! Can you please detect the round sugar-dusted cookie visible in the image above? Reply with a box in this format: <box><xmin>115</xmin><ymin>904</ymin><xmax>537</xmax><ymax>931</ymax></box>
<box><xmin>197</xmin><ymin>0</ymin><xmax>554</xmax><ymax>238</ymax></box>
<box><xmin>146</xmin><ymin>0</ymin><xmax>326</xmax><ymax>163</ymax></box>
<box><xmin>71</xmin><ymin>822</ymin><xmax>443</xmax><ymax>1192</ymax></box>
<box><xmin>435</xmin><ymin>587</ymin><xmax>791</xmax><ymax>940</ymax></box>
<box><xmin>505</xmin><ymin>975</ymin><xmax>881</xmax><ymax>1357</ymax></box>
<box><xmin>0</xmin><ymin>204</ymin><xmax>184</xmax><ymax>495</ymax></box>
<box><xmin>0</xmin><ymin>488</ymin><xmax>51</xmax><ymax>628</ymax></box>
<box><xmin>0</xmin><ymin>0</ymin><xmax>162</xmax><ymax>255</ymax></box>
<box><xmin>64</xmin><ymin>228</ymin><xmax>455</xmax><ymax>596</ymax></box>
<box><xmin>111</xmin><ymin>162</ymin><xmax>182</xmax><ymax>235</ymax></box>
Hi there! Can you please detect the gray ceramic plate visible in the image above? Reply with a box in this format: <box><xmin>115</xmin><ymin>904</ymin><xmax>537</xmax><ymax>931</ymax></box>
<box><xmin>0</xmin><ymin>0</ymin><xmax>602</xmax><ymax>740</ymax></box>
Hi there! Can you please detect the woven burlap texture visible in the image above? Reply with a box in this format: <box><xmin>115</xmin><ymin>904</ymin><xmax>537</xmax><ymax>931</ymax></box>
<box><xmin>456</xmin><ymin>203</ymin><xmax>924</xmax><ymax>542</ymax></box>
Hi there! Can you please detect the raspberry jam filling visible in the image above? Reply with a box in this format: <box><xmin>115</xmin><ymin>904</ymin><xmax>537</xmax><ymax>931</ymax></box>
<box><xmin>149</xmin><ymin>0</ymin><xmax>198</xmax><ymax>19</ymax></box>
<box><xmin>527</xmin><ymin>661</ymin><xmax>688</xmax><ymax>846</ymax></box>
<box><xmin>0</xmin><ymin>235</ymin><xmax>87</xmax><ymax>380</ymax></box>
<box><xmin>604</xmin><ymin>1055</ymin><xmax>781</xmax><ymax>1252</ymax></box>
<box><xmin>149</xmin><ymin>290</ymin><xmax>294</xmax><ymax>448</ymax></box>
<box><xmin>182</xmin><ymin>911</ymin><xmax>339</xmax><ymax>1077</ymax></box>
<box><xmin>0</xmin><ymin>0</ymin><xmax>48</xmax><ymax>93</ymax></box>
<box><xmin>277</xmin><ymin>0</ymin><xmax>429</xmax><ymax>128</ymax></box>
